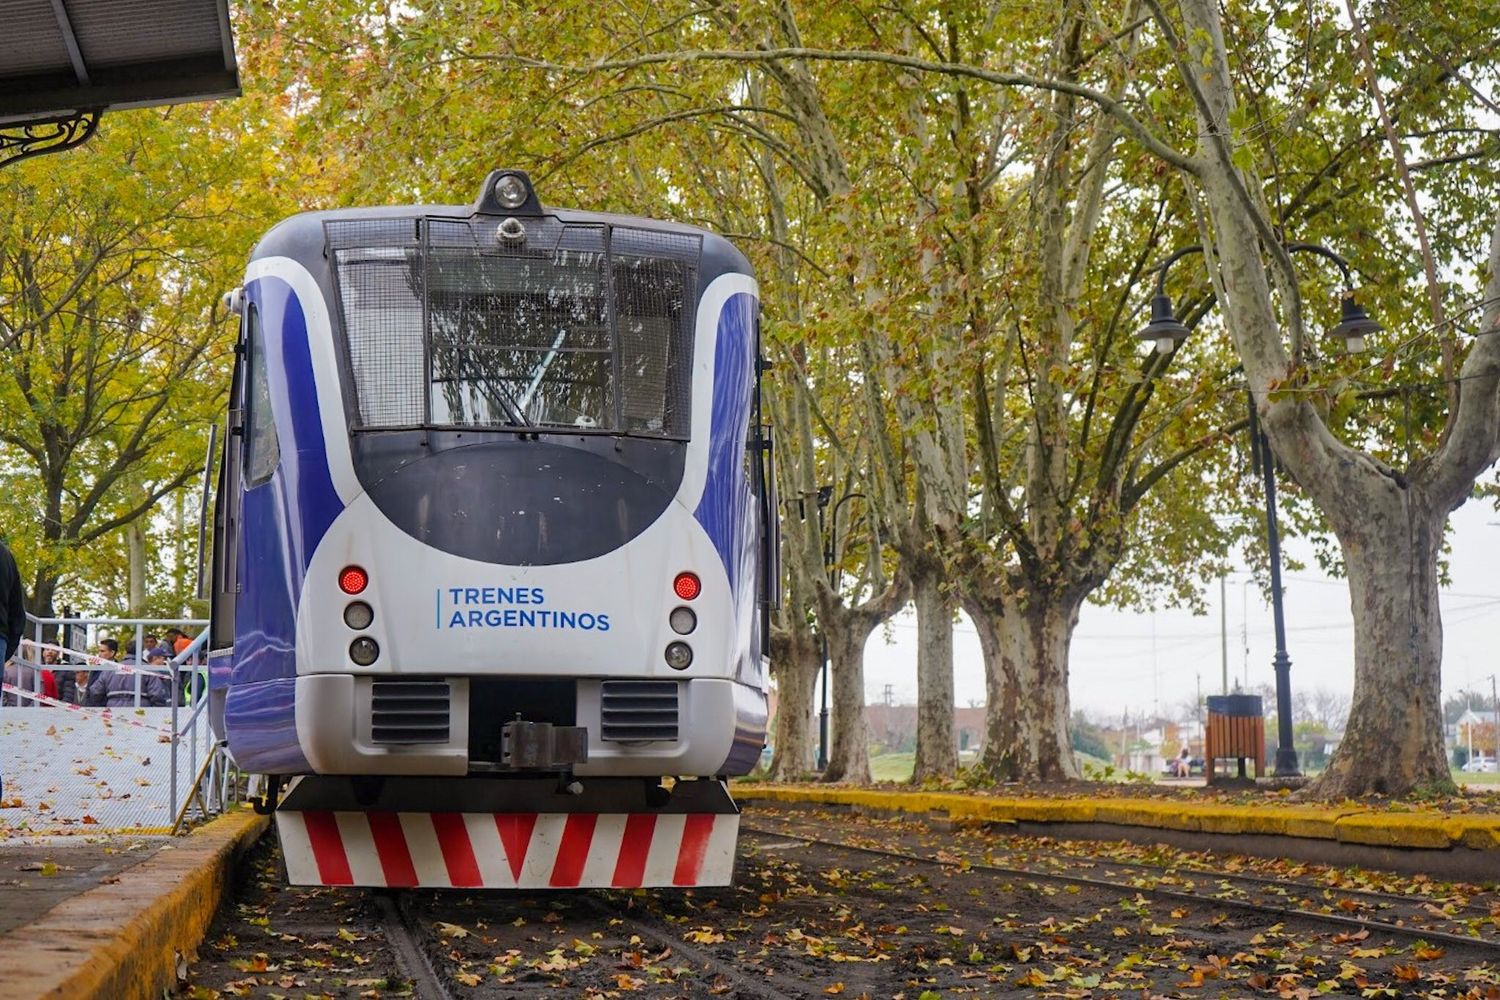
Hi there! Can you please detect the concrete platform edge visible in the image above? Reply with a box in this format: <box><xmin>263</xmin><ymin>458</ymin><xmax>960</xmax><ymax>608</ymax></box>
<box><xmin>736</xmin><ymin>785</ymin><xmax>1500</xmax><ymax>868</ymax></box>
<box><xmin>0</xmin><ymin>807</ymin><xmax>269</xmax><ymax>1000</ymax></box>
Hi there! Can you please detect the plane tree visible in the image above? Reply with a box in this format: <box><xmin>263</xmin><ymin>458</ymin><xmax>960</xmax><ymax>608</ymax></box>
<box><xmin>0</xmin><ymin>105</ymin><xmax>283</xmax><ymax>622</ymax></box>
<box><xmin>251</xmin><ymin>0</ymin><xmax>1500</xmax><ymax>796</ymax></box>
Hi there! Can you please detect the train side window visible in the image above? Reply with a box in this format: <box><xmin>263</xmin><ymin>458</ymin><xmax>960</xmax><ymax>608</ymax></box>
<box><xmin>244</xmin><ymin>305</ymin><xmax>281</xmax><ymax>486</ymax></box>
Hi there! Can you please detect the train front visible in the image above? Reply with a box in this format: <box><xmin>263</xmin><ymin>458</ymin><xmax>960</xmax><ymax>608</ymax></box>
<box><xmin>215</xmin><ymin>170</ymin><xmax>770</xmax><ymax>888</ymax></box>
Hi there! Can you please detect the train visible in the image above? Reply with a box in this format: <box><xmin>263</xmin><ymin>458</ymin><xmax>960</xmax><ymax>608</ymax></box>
<box><xmin>206</xmin><ymin>169</ymin><xmax>776</xmax><ymax>889</ymax></box>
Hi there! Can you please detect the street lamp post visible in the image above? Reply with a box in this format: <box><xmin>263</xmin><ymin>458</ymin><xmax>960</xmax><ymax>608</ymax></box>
<box><xmin>1138</xmin><ymin>240</ymin><xmax>1381</xmax><ymax>780</ymax></box>
<box><xmin>1248</xmin><ymin>397</ymin><xmax>1300</xmax><ymax>776</ymax></box>
<box><xmin>813</xmin><ymin>486</ymin><xmax>865</xmax><ymax>772</ymax></box>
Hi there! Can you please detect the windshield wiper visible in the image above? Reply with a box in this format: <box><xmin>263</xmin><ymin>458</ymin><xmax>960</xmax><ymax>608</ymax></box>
<box><xmin>519</xmin><ymin>329</ymin><xmax>568</xmax><ymax>413</ymax></box>
<box><xmin>490</xmin><ymin>382</ymin><xmax>531</xmax><ymax>428</ymax></box>
<box><xmin>430</xmin><ymin>376</ymin><xmax>531</xmax><ymax>427</ymax></box>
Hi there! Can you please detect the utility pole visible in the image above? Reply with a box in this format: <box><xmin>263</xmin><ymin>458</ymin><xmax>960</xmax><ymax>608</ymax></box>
<box><xmin>1220</xmin><ymin>576</ymin><xmax>1228</xmax><ymax>695</ymax></box>
<box><xmin>1467</xmin><ymin>694</ymin><xmax>1474</xmax><ymax>761</ymax></box>
<box><xmin>1491</xmin><ymin>674</ymin><xmax>1498</xmax><ymax>762</ymax></box>
<box><xmin>1120</xmin><ymin>708</ymin><xmax>1128</xmax><ymax>766</ymax></box>
<box><xmin>1151</xmin><ymin>613</ymin><xmax>1159</xmax><ymax>721</ymax></box>
<box><xmin>1240</xmin><ymin>578</ymin><xmax>1253</xmax><ymax>691</ymax></box>
<box><xmin>1196</xmin><ymin>673</ymin><xmax>1203</xmax><ymax>737</ymax></box>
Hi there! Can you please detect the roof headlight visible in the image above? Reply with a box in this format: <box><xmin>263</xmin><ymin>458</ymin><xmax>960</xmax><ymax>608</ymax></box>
<box><xmin>494</xmin><ymin>173</ymin><xmax>529</xmax><ymax>209</ymax></box>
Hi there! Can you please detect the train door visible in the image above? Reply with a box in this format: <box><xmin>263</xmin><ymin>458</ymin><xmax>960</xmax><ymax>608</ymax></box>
<box><xmin>207</xmin><ymin>300</ymin><xmax>246</xmax><ymax>735</ymax></box>
<box><xmin>751</xmin><ymin>313</ymin><xmax>780</xmax><ymax>659</ymax></box>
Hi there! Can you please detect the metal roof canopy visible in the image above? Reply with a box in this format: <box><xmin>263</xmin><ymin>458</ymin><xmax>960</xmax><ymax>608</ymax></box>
<box><xmin>0</xmin><ymin>0</ymin><xmax>239</xmax><ymax>125</ymax></box>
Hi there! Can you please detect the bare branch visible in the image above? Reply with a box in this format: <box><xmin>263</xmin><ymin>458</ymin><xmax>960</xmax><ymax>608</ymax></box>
<box><xmin>459</xmin><ymin>45</ymin><xmax>1200</xmax><ymax>173</ymax></box>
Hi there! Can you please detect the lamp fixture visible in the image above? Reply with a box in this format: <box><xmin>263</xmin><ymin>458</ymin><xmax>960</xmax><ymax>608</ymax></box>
<box><xmin>1138</xmin><ymin>293</ymin><xmax>1192</xmax><ymax>354</ymax></box>
<box><xmin>1328</xmin><ymin>292</ymin><xmax>1382</xmax><ymax>353</ymax></box>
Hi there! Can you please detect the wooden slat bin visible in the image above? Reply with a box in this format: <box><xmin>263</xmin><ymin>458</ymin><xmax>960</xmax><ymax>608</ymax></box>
<box><xmin>1205</xmin><ymin>694</ymin><xmax>1265</xmax><ymax>782</ymax></box>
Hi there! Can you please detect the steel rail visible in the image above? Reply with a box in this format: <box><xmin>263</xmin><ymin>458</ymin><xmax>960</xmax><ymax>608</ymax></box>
<box><xmin>740</xmin><ymin>824</ymin><xmax>1500</xmax><ymax>954</ymax></box>
<box><xmin>995</xmin><ymin>840</ymin><xmax>1497</xmax><ymax>916</ymax></box>
<box><xmin>751</xmin><ymin>812</ymin><xmax>1499</xmax><ymax>918</ymax></box>
<box><xmin>374</xmin><ymin>892</ymin><xmax>456</xmax><ymax>1000</ymax></box>
<box><xmin>373</xmin><ymin>888</ymin><xmax>796</xmax><ymax>1000</ymax></box>
<box><xmin>581</xmin><ymin>893</ymin><xmax>799</xmax><ymax>1000</ymax></box>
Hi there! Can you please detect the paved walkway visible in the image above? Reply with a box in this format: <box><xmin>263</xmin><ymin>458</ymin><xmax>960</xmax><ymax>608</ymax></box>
<box><xmin>0</xmin><ymin>839</ymin><xmax>167</xmax><ymax>936</ymax></box>
<box><xmin>0</xmin><ymin>708</ymin><xmax>182</xmax><ymax>952</ymax></box>
<box><xmin>0</xmin><ymin>809</ymin><xmax>266</xmax><ymax>1000</ymax></box>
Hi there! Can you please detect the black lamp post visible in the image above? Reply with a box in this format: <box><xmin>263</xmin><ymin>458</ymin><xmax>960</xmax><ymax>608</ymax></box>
<box><xmin>814</xmin><ymin>486</ymin><xmax>865</xmax><ymax>772</ymax></box>
<box><xmin>1247</xmin><ymin>397</ymin><xmax>1299</xmax><ymax>777</ymax></box>
<box><xmin>1138</xmin><ymin>241</ymin><xmax>1382</xmax><ymax>779</ymax></box>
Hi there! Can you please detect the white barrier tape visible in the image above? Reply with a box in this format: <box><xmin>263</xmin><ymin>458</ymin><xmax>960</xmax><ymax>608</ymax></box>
<box><xmin>0</xmin><ymin>682</ymin><xmax>175</xmax><ymax>736</ymax></box>
<box><xmin>14</xmin><ymin>639</ymin><xmax>175</xmax><ymax>680</ymax></box>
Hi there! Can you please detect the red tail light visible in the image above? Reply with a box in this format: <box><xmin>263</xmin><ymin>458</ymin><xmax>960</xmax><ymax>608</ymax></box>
<box><xmin>673</xmin><ymin>571</ymin><xmax>701</xmax><ymax>601</ymax></box>
<box><xmin>339</xmin><ymin>565</ymin><xmax>369</xmax><ymax>595</ymax></box>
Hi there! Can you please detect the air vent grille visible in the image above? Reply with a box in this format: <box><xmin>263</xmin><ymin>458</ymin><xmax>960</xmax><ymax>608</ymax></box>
<box><xmin>601</xmin><ymin>680</ymin><xmax>679</xmax><ymax>742</ymax></box>
<box><xmin>371</xmin><ymin>679</ymin><xmax>451</xmax><ymax>744</ymax></box>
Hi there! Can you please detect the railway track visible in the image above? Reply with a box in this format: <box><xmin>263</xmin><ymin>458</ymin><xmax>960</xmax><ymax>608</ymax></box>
<box><xmin>184</xmin><ymin>817</ymin><xmax>1500</xmax><ymax>998</ymax></box>
<box><xmin>376</xmin><ymin>891</ymin><xmax>456</xmax><ymax>1000</ymax></box>
<box><xmin>741</xmin><ymin>816</ymin><xmax>1500</xmax><ymax>954</ymax></box>
<box><xmin>373</xmin><ymin>884</ymin><xmax>800</xmax><ymax>1000</ymax></box>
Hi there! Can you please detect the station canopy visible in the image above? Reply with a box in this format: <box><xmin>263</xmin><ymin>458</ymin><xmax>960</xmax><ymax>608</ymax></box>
<box><xmin>0</xmin><ymin>0</ymin><xmax>239</xmax><ymax>125</ymax></box>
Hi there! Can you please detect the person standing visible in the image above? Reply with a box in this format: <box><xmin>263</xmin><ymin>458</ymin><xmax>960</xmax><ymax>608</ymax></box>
<box><xmin>0</xmin><ymin>540</ymin><xmax>21</xmax><ymax>672</ymax></box>
<box><xmin>83</xmin><ymin>638</ymin><xmax>118</xmax><ymax>707</ymax></box>
<box><xmin>0</xmin><ymin>537</ymin><xmax>26</xmax><ymax>800</ymax></box>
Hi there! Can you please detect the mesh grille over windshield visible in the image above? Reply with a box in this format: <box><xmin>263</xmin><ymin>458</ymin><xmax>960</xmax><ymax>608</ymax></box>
<box><xmin>325</xmin><ymin>215</ymin><xmax>700</xmax><ymax>436</ymax></box>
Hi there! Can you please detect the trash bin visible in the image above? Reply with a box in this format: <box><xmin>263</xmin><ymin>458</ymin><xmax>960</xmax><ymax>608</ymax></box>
<box><xmin>1205</xmin><ymin>694</ymin><xmax>1265</xmax><ymax>781</ymax></box>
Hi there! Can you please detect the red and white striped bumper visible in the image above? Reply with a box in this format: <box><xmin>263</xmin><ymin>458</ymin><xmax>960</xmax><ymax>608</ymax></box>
<box><xmin>276</xmin><ymin>811</ymin><xmax>740</xmax><ymax>889</ymax></box>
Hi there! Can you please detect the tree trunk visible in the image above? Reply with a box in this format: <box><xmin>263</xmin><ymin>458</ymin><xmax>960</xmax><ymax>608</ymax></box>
<box><xmin>911</xmin><ymin>565</ymin><xmax>957</xmax><ymax>782</ymax></box>
<box><xmin>968</xmin><ymin>587</ymin><xmax>1081</xmax><ymax>782</ymax></box>
<box><xmin>1308</xmin><ymin>489</ymin><xmax>1450</xmax><ymax>796</ymax></box>
<box><xmin>127</xmin><ymin>523</ymin><xmax>147</xmax><ymax>616</ymax></box>
<box><xmin>767</xmin><ymin>626</ymin><xmax>821</xmax><ymax>780</ymax></box>
<box><xmin>823</xmin><ymin>619</ymin><xmax>873</xmax><ymax>783</ymax></box>
<box><xmin>174</xmin><ymin>489</ymin><xmax>188</xmax><ymax>611</ymax></box>
<box><xmin>1020</xmin><ymin>593</ymin><xmax>1081</xmax><ymax>781</ymax></box>
<box><xmin>968</xmin><ymin>599</ymin><xmax>1022</xmax><ymax>780</ymax></box>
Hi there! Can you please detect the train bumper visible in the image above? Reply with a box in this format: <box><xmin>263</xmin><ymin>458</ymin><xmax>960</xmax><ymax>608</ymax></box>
<box><xmin>273</xmin><ymin>775</ymin><xmax>740</xmax><ymax>889</ymax></box>
<box><xmin>293</xmin><ymin>674</ymin><xmax>765</xmax><ymax>777</ymax></box>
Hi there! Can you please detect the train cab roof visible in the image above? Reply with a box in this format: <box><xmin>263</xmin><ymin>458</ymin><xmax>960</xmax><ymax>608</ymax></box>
<box><xmin>249</xmin><ymin>168</ymin><xmax>752</xmax><ymax>284</ymax></box>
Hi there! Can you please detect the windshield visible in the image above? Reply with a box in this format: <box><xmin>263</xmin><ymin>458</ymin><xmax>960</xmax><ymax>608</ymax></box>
<box><xmin>328</xmin><ymin>216</ymin><xmax>698</xmax><ymax>437</ymax></box>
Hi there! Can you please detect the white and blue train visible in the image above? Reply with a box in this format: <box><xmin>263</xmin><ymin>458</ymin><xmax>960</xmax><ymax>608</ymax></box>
<box><xmin>208</xmin><ymin>170</ymin><xmax>775</xmax><ymax>889</ymax></box>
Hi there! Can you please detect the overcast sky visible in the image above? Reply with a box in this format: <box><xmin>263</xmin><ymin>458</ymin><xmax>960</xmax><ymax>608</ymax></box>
<box><xmin>853</xmin><ymin>464</ymin><xmax>1500</xmax><ymax>722</ymax></box>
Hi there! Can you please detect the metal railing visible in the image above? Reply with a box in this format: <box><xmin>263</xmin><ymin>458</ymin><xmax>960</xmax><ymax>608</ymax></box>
<box><xmin>3</xmin><ymin>612</ymin><xmax>240</xmax><ymax>833</ymax></box>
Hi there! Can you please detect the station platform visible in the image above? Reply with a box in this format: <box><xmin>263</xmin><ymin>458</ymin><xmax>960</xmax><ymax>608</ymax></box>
<box><xmin>0</xmin><ymin>704</ymin><xmax>264</xmax><ymax>1000</ymax></box>
<box><xmin>736</xmin><ymin>783</ymin><xmax>1500</xmax><ymax>879</ymax></box>
<box><xmin>0</xmin><ymin>808</ymin><xmax>265</xmax><ymax>1000</ymax></box>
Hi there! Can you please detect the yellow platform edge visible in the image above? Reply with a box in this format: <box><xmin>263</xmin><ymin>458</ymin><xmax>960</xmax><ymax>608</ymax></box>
<box><xmin>0</xmin><ymin>807</ymin><xmax>269</xmax><ymax>1000</ymax></box>
<box><xmin>736</xmin><ymin>785</ymin><xmax>1500</xmax><ymax>853</ymax></box>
